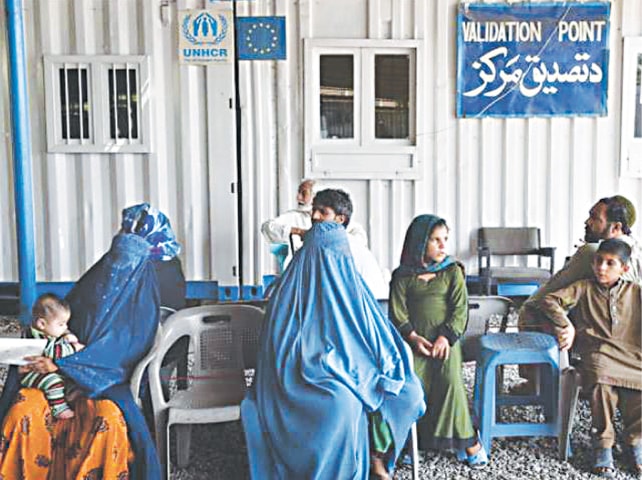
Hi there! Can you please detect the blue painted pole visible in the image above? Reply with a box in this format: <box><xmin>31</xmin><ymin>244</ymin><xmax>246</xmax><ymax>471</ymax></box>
<box><xmin>6</xmin><ymin>0</ymin><xmax>37</xmax><ymax>326</ymax></box>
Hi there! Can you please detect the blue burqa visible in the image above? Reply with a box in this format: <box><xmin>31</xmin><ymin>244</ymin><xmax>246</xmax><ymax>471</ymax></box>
<box><xmin>241</xmin><ymin>222</ymin><xmax>425</xmax><ymax>479</ymax></box>
<box><xmin>0</xmin><ymin>233</ymin><xmax>161</xmax><ymax>480</ymax></box>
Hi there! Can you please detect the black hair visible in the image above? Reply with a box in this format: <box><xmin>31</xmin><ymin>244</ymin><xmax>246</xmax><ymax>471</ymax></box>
<box><xmin>32</xmin><ymin>293</ymin><xmax>70</xmax><ymax>326</ymax></box>
<box><xmin>312</xmin><ymin>189</ymin><xmax>353</xmax><ymax>227</ymax></box>
<box><xmin>597</xmin><ymin>238</ymin><xmax>632</xmax><ymax>265</ymax></box>
<box><xmin>598</xmin><ymin>196</ymin><xmax>632</xmax><ymax>235</ymax></box>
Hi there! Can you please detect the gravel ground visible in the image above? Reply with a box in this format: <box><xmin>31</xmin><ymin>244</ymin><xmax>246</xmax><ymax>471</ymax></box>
<box><xmin>0</xmin><ymin>315</ymin><xmax>638</xmax><ymax>480</ymax></box>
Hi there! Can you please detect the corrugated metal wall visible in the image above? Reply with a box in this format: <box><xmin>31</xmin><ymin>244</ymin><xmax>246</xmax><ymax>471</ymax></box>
<box><xmin>0</xmin><ymin>0</ymin><xmax>239</xmax><ymax>284</ymax></box>
<box><xmin>0</xmin><ymin>0</ymin><xmax>640</xmax><ymax>289</ymax></box>
<box><xmin>244</xmin><ymin>0</ymin><xmax>642</xmax><ymax>285</ymax></box>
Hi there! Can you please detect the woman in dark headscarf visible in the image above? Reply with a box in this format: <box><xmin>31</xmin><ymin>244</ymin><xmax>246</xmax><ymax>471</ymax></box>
<box><xmin>242</xmin><ymin>221</ymin><xmax>425</xmax><ymax>479</ymax></box>
<box><xmin>389</xmin><ymin>214</ymin><xmax>488</xmax><ymax>467</ymax></box>
<box><xmin>0</xmin><ymin>203</ymin><xmax>181</xmax><ymax>480</ymax></box>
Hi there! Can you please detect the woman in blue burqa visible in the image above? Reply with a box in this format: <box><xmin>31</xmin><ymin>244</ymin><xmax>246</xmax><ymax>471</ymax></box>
<box><xmin>242</xmin><ymin>221</ymin><xmax>425</xmax><ymax>479</ymax></box>
<box><xmin>0</xmin><ymin>203</ymin><xmax>181</xmax><ymax>480</ymax></box>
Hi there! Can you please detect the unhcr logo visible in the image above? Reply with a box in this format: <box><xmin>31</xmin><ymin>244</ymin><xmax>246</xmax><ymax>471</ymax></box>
<box><xmin>181</xmin><ymin>10</ymin><xmax>231</xmax><ymax>61</ymax></box>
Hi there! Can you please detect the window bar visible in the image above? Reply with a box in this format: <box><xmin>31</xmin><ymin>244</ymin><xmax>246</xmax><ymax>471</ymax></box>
<box><xmin>86</xmin><ymin>66</ymin><xmax>93</xmax><ymax>144</ymax></box>
<box><xmin>132</xmin><ymin>64</ymin><xmax>142</xmax><ymax>143</ymax></box>
<box><xmin>111</xmin><ymin>63</ymin><xmax>118</xmax><ymax>143</ymax></box>
<box><xmin>63</xmin><ymin>64</ymin><xmax>71</xmax><ymax>144</ymax></box>
<box><xmin>125</xmin><ymin>63</ymin><xmax>132</xmax><ymax>143</ymax></box>
<box><xmin>77</xmin><ymin>63</ymin><xmax>84</xmax><ymax>143</ymax></box>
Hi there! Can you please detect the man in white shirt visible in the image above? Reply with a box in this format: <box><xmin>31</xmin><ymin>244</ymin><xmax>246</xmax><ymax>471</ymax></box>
<box><xmin>261</xmin><ymin>179</ymin><xmax>316</xmax><ymax>245</ymax></box>
<box><xmin>261</xmin><ymin>180</ymin><xmax>369</xmax><ymax>253</ymax></box>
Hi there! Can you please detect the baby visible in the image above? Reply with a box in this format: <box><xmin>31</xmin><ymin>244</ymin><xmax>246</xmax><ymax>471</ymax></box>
<box><xmin>21</xmin><ymin>293</ymin><xmax>84</xmax><ymax>419</ymax></box>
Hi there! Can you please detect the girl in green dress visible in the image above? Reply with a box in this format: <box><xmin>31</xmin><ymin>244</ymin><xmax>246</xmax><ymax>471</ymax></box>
<box><xmin>389</xmin><ymin>214</ymin><xmax>488</xmax><ymax>467</ymax></box>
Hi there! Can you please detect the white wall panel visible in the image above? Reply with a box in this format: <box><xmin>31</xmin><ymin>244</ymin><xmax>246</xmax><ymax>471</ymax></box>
<box><xmin>249</xmin><ymin>0</ymin><xmax>642</xmax><ymax>285</ymax></box>
<box><xmin>0</xmin><ymin>0</ymin><xmax>641</xmax><ymax>293</ymax></box>
<box><xmin>0</xmin><ymin>0</ymin><xmax>239</xmax><ymax>284</ymax></box>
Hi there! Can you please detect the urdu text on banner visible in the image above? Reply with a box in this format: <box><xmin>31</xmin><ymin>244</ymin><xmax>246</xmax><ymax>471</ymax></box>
<box><xmin>456</xmin><ymin>2</ymin><xmax>610</xmax><ymax>118</ymax></box>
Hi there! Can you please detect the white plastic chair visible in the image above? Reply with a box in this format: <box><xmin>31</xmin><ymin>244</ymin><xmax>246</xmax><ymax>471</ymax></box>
<box><xmin>398</xmin><ymin>343</ymin><xmax>420</xmax><ymax>480</ymax></box>
<box><xmin>462</xmin><ymin>295</ymin><xmax>514</xmax><ymax>362</ymax></box>
<box><xmin>130</xmin><ymin>306</ymin><xmax>177</xmax><ymax>407</ymax></box>
<box><xmin>139</xmin><ymin>304</ymin><xmax>263</xmax><ymax>480</ymax></box>
<box><xmin>558</xmin><ymin>350</ymin><xmax>581</xmax><ymax>460</ymax></box>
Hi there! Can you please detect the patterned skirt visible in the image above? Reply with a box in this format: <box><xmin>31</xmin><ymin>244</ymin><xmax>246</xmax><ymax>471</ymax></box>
<box><xmin>0</xmin><ymin>388</ymin><xmax>133</xmax><ymax>480</ymax></box>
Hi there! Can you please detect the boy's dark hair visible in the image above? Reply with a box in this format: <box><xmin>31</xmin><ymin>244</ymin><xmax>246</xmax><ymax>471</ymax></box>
<box><xmin>32</xmin><ymin>293</ymin><xmax>70</xmax><ymax>326</ymax></box>
<box><xmin>312</xmin><ymin>189</ymin><xmax>353</xmax><ymax>227</ymax></box>
<box><xmin>599</xmin><ymin>196</ymin><xmax>635</xmax><ymax>235</ymax></box>
<box><xmin>597</xmin><ymin>238</ymin><xmax>632</xmax><ymax>265</ymax></box>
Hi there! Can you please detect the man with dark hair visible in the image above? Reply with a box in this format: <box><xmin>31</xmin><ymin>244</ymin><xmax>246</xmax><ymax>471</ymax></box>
<box><xmin>312</xmin><ymin>189</ymin><xmax>354</xmax><ymax>226</ymax></box>
<box><xmin>591</xmin><ymin>195</ymin><xmax>636</xmax><ymax>239</ymax></box>
<box><xmin>515</xmin><ymin>195</ymin><xmax>640</xmax><ymax>391</ymax></box>
<box><xmin>538</xmin><ymin>238</ymin><xmax>641</xmax><ymax>477</ymax></box>
<box><xmin>309</xmin><ymin>188</ymin><xmax>389</xmax><ymax>299</ymax></box>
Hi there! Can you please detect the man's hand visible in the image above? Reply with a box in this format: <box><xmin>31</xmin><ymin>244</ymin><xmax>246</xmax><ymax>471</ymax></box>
<box><xmin>556</xmin><ymin>323</ymin><xmax>576</xmax><ymax>351</ymax></box>
<box><xmin>431</xmin><ymin>335</ymin><xmax>450</xmax><ymax>360</ymax></box>
<box><xmin>22</xmin><ymin>356</ymin><xmax>58</xmax><ymax>374</ymax></box>
<box><xmin>407</xmin><ymin>331</ymin><xmax>433</xmax><ymax>358</ymax></box>
<box><xmin>290</xmin><ymin>227</ymin><xmax>308</xmax><ymax>238</ymax></box>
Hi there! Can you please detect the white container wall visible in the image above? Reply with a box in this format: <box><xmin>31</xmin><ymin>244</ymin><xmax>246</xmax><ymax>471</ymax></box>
<box><xmin>0</xmin><ymin>0</ymin><xmax>640</xmax><ymax>290</ymax></box>
<box><xmin>243</xmin><ymin>0</ymin><xmax>642</xmax><ymax>284</ymax></box>
<box><xmin>0</xmin><ymin>0</ymin><xmax>239</xmax><ymax>287</ymax></box>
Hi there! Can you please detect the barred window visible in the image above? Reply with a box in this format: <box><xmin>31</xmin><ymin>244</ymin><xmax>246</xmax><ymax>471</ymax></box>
<box><xmin>44</xmin><ymin>55</ymin><xmax>150</xmax><ymax>153</ymax></box>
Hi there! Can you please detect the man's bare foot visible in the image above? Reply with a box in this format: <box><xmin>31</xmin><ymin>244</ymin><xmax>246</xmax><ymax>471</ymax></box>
<box><xmin>56</xmin><ymin>409</ymin><xmax>75</xmax><ymax>420</ymax></box>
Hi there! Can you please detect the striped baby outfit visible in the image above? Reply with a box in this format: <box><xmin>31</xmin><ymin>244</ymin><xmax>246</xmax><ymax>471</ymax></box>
<box><xmin>21</xmin><ymin>328</ymin><xmax>79</xmax><ymax>417</ymax></box>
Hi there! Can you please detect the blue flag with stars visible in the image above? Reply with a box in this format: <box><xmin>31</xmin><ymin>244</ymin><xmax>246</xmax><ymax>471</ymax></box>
<box><xmin>237</xmin><ymin>16</ymin><xmax>286</xmax><ymax>60</ymax></box>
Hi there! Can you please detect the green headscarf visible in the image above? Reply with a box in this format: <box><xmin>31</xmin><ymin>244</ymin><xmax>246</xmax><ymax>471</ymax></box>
<box><xmin>392</xmin><ymin>214</ymin><xmax>456</xmax><ymax>278</ymax></box>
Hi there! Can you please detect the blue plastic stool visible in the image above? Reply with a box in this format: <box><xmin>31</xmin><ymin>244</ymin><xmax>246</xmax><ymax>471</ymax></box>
<box><xmin>496</xmin><ymin>283</ymin><xmax>539</xmax><ymax>297</ymax></box>
<box><xmin>473</xmin><ymin>332</ymin><xmax>560</xmax><ymax>455</ymax></box>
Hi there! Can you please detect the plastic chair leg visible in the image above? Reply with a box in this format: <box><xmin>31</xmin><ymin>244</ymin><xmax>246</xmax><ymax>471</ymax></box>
<box><xmin>410</xmin><ymin>422</ymin><xmax>419</xmax><ymax>480</ymax></box>
<box><xmin>558</xmin><ymin>368</ymin><xmax>581</xmax><ymax>460</ymax></box>
<box><xmin>154</xmin><ymin>417</ymin><xmax>168</xmax><ymax>480</ymax></box>
<box><xmin>175</xmin><ymin>424</ymin><xmax>193</xmax><ymax>468</ymax></box>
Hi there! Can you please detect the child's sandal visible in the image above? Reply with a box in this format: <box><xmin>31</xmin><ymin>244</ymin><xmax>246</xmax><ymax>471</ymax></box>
<box><xmin>592</xmin><ymin>447</ymin><xmax>616</xmax><ymax>478</ymax></box>
<box><xmin>457</xmin><ymin>443</ymin><xmax>489</xmax><ymax>468</ymax></box>
<box><xmin>455</xmin><ymin>449</ymin><xmax>468</xmax><ymax>462</ymax></box>
<box><xmin>466</xmin><ymin>444</ymin><xmax>489</xmax><ymax>469</ymax></box>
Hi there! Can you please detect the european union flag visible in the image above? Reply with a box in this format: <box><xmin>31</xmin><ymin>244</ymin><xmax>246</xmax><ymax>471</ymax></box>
<box><xmin>236</xmin><ymin>16</ymin><xmax>286</xmax><ymax>60</ymax></box>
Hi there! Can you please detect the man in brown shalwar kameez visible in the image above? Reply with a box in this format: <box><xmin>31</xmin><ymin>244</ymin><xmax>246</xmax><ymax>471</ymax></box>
<box><xmin>538</xmin><ymin>239</ymin><xmax>641</xmax><ymax>478</ymax></box>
